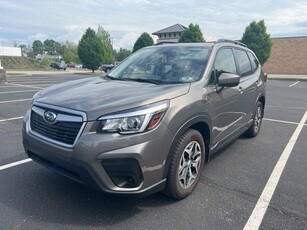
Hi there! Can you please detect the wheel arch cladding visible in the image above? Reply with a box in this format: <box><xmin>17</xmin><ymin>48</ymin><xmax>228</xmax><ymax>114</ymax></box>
<box><xmin>162</xmin><ymin>118</ymin><xmax>211</xmax><ymax>178</ymax></box>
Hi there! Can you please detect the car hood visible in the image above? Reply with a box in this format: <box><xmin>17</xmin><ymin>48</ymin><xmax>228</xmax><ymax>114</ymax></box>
<box><xmin>35</xmin><ymin>76</ymin><xmax>190</xmax><ymax>121</ymax></box>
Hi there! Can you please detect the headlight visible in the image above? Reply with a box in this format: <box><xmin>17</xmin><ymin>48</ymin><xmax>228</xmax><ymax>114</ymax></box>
<box><xmin>97</xmin><ymin>100</ymin><xmax>169</xmax><ymax>134</ymax></box>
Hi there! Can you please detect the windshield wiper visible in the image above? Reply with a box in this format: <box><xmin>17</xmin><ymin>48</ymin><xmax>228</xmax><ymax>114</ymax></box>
<box><xmin>104</xmin><ymin>74</ymin><xmax>124</xmax><ymax>81</ymax></box>
<box><xmin>121</xmin><ymin>78</ymin><xmax>163</xmax><ymax>85</ymax></box>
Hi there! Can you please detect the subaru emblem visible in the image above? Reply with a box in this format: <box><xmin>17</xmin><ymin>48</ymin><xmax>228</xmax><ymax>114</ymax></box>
<box><xmin>44</xmin><ymin>111</ymin><xmax>57</xmax><ymax>124</ymax></box>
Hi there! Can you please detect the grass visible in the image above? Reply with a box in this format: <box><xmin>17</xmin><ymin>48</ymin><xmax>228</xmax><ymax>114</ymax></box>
<box><xmin>6</xmin><ymin>73</ymin><xmax>32</xmax><ymax>77</ymax></box>
<box><xmin>0</xmin><ymin>56</ymin><xmax>51</xmax><ymax>70</ymax></box>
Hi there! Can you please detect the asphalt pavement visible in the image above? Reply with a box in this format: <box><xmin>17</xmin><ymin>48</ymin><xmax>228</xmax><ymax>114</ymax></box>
<box><xmin>0</xmin><ymin>74</ymin><xmax>306</xmax><ymax>230</ymax></box>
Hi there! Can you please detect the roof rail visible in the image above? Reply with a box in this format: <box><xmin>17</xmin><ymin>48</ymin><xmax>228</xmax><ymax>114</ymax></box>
<box><xmin>216</xmin><ymin>39</ymin><xmax>247</xmax><ymax>47</ymax></box>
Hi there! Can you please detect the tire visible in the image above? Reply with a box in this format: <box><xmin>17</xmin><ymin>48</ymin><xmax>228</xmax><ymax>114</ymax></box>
<box><xmin>244</xmin><ymin>101</ymin><xmax>263</xmax><ymax>137</ymax></box>
<box><xmin>164</xmin><ymin>129</ymin><xmax>205</xmax><ymax>199</ymax></box>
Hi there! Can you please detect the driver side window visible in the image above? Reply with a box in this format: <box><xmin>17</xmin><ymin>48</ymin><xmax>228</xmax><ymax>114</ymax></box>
<box><xmin>209</xmin><ymin>48</ymin><xmax>237</xmax><ymax>85</ymax></box>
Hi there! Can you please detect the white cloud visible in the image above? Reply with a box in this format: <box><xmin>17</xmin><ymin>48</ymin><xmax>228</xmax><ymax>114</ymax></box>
<box><xmin>113</xmin><ymin>32</ymin><xmax>141</xmax><ymax>50</ymax></box>
<box><xmin>28</xmin><ymin>33</ymin><xmax>49</xmax><ymax>42</ymax></box>
<box><xmin>265</xmin><ymin>3</ymin><xmax>307</xmax><ymax>36</ymax></box>
<box><xmin>1</xmin><ymin>0</ymin><xmax>307</xmax><ymax>49</ymax></box>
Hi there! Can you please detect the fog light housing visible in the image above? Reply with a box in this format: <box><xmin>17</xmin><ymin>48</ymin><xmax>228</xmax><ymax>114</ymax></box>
<box><xmin>101</xmin><ymin>158</ymin><xmax>143</xmax><ymax>188</ymax></box>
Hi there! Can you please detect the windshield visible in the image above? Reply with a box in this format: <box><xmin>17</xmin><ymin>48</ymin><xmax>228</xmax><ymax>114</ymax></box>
<box><xmin>107</xmin><ymin>45</ymin><xmax>211</xmax><ymax>84</ymax></box>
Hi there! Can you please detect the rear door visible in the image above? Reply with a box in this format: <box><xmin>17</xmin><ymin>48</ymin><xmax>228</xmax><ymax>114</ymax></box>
<box><xmin>234</xmin><ymin>49</ymin><xmax>260</xmax><ymax>125</ymax></box>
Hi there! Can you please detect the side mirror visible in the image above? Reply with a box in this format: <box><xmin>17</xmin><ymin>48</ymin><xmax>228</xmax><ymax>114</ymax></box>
<box><xmin>218</xmin><ymin>73</ymin><xmax>240</xmax><ymax>87</ymax></box>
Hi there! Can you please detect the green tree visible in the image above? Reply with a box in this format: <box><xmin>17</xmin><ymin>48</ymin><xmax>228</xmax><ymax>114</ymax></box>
<box><xmin>241</xmin><ymin>20</ymin><xmax>272</xmax><ymax>65</ymax></box>
<box><xmin>32</xmin><ymin>40</ymin><xmax>44</xmax><ymax>55</ymax></box>
<box><xmin>78</xmin><ymin>28</ymin><xmax>104</xmax><ymax>72</ymax></box>
<box><xmin>179</xmin><ymin>23</ymin><xmax>205</xmax><ymax>43</ymax></box>
<box><xmin>19</xmin><ymin>44</ymin><xmax>27</xmax><ymax>50</ymax></box>
<box><xmin>115</xmin><ymin>48</ymin><xmax>132</xmax><ymax>61</ymax></box>
<box><xmin>43</xmin><ymin>39</ymin><xmax>55</xmax><ymax>53</ymax></box>
<box><xmin>63</xmin><ymin>41</ymin><xmax>80</xmax><ymax>63</ymax></box>
<box><xmin>97</xmin><ymin>25</ymin><xmax>113</xmax><ymax>64</ymax></box>
<box><xmin>133</xmin><ymin>32</ymin><xmax>154</xmax><ymax>52</ymax></box>
<box><xmin>43</xmin><ymin>39</ymin><xmax>63</xmax><ymax>55</ymax></box>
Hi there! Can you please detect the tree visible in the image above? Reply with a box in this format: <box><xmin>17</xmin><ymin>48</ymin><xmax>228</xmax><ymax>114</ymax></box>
<box><xmin>19</xmin><ymin>44</ymin><xmax>27</xmax><ymax>50</ymax></box>
<box><xmin>241</xmin><ymin>20</ymin><xmax>272</xmax><ymax>65</ymax></box>
<box><xmin>97</xmin><ymin>25</ymin><xmax>113</xmax><ymax>64</ymax></box>
<box><xmin>115</xmin><ymin>48</ymin><xmax>132</xmax><ymax>61</ymax></box>
<box><xmin>32</xmin><ymin>40</ymin><xmax>44</xmax><ymax>55</ymax></box>
<box><xmin>63</xmin><ymin>41</ymin><xmax>80</xmax><ymax>63</ymax></box>
<box><xmin>43</xmin><ymin>39</ymin><xmax>63</xmax><ymax>55</ymax></box>
<box><xmin>78</xmin><ymin>28</ymin><xmax>104</xmax><ymax>72</ymax></box>
<box><xmin>133</xmin><ymin>32</ymin><xmax>154</xmax><ymax>52</ymax></box>
<box><xmin>179</xmin><ymin>23</ymin><xmax>205</xmax><ymax>43</ymax></box>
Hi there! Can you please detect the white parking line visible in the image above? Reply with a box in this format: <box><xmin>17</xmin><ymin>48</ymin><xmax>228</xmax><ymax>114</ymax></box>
<box><xmin>0</xmin><ymin>90</ymin><xmax>38</xmax><ymax>94</ymax></box>
<box><xmin>7</xmin><ymin>82</ymin><xmax>43</xmax><ymax>89</ymax></box>
<box><xmin>244</xmin><ymin>110</ymin><xmax>307</xmax><ymax>230</ymax></box>
<box><xmin>0</xmin><ymin>159</ymin><xmax>32</xmax><ymax>171</ymax></box>
<box><xmin>0</xmin><ymin>85</ymin><xmax>22</xmax><ymax>87</ymax></box>
<box><xmin>0</xmin><ymin>99</ymin><xmax>32</xmax><ymax>104</ymax></box>
<box><xmin>263</xmin><ymin>117</ymin><xmax>307</xmax><ymax>126</ymax></box>
<box><xmin>8</xmin><ymin>81</ymin><xmax>63</xmax><ymax>84</ymax></box>
<box><xmin>289</xmin><ymin>81</ymin><xmax>300</xmax><ymax>87</ymax></box>
<box><xmin>0</xmin><ymin>116</ymin><xmax>23</xmax><ymax>123</ymax></box>
<box><xmin>266</xmin><ymin>105</ymin><xmax>307</xmax><ymax>110</ymax></box>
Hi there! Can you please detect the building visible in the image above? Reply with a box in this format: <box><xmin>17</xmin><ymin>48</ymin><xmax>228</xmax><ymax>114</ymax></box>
<box><xmin>0</xmin><ymin>46</ymin><xmax>22</xmax><ymax>57</ymax></box>
<box><xmin>263</xmin><ymin>37</ymin><xmax>307</xmax><ymax>75</ymax></box>
<box><xmin>152</xmin><ymin>24</ymin><xmax>187</xmax><ymax>44</ymax></box>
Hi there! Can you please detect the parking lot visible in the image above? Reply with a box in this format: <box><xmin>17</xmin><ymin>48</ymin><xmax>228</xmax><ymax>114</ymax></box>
<box><xmin>0</xmin><ymin>74</ymin><xmax>306</xmax><ymax>230</ymax></box>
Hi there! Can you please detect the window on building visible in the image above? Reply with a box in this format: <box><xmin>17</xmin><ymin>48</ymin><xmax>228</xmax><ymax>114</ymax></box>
<box><xmin>169</xmin><ymin>33</ymin><xmax>171</xmax><ymax>37</ymax></box>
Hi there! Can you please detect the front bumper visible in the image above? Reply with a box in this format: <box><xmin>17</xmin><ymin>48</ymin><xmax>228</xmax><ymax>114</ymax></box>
<box><xmin>22</xmin><ymin>108</ymin><xmax>174</xmax><ymax>196</ymax></box>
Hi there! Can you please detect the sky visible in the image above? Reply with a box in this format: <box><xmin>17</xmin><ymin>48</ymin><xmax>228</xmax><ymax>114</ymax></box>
<box><xmin>1</xmin><ymin>0</ymin><xmax>307</xmax><ymax>50</ymax></box>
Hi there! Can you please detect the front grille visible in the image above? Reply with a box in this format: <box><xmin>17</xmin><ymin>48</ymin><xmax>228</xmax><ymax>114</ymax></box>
<box><xmin>30</xmin><ymin>110</ymin><xmax>83</xmax><ymax>145</ymax></box>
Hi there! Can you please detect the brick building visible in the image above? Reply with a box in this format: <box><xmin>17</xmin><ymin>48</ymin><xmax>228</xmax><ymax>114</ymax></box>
<box><xmin>263</xmin><ymin>37</ymin><xmax>307</xmax><ymax>75</ymax></box>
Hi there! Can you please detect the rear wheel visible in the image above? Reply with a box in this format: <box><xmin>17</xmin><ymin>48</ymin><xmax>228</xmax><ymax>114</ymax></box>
<box><xmin>245</xmin><ymin>101</ymin><xmax>263</xmax><ymax>137</ymax></box>
<box><xmin>164</xmin><ymin>129</ymin><xmax>205</xmax><ymax>199</ymax></box>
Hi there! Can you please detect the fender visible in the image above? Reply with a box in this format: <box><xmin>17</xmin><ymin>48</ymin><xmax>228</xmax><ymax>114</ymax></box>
<box><xmin>162</xmin><ymin>115</ymin><xmax>212</xmax><ymax>178</ymax></box>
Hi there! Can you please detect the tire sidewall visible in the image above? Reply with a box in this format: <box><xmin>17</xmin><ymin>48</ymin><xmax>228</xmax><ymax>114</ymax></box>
<box><xmin>168</xmin><ymin>129</ymin><xmax>205</xmax><ymax>199</ymax></box>
<box><xmin>252</xmin><ymin>101</ymin><xmax>263</xmax><ymax>136</ymax></box>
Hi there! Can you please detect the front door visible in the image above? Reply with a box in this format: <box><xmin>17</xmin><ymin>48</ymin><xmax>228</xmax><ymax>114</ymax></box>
<box><xmin>206</xmin><ymin>48</ymin><xmax>245</xmax><ymax>149</ymax></box>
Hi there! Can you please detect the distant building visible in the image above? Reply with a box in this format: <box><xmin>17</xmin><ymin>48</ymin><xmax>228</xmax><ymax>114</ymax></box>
<box><xmin>0</xmin><ymin>46</ymin><xmax>22</xmax><ymax>57</ymax></box>
<box><xmin>152</xmin><ymin>24</ymin><xmax>187</xmax><ymax>44</ymax></box>
<box><xmin>35</xmin><ymin>54</ymin><xmax>62</xmax><ymax>61</ymax></box>
<box><xmin>263</xmin><ymin>37</ymin><xmax>307</xmax><ymax>75</ymax></box>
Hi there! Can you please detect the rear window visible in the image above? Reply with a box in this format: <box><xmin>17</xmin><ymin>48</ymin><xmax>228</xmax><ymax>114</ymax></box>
<box><xmin>235</xmin><ymin>49</ymin><xmax>252</xmax><ymax>76</ymax></box>
<box><xmin>247</xmin><ymin>52</ymin><xmax>259</xmax><ymax>72</ymax></box>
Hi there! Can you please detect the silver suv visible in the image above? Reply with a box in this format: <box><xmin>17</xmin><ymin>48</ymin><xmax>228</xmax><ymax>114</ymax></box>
<box><xmin>23</xmin><ymin>40</ymin><xmax>266</xmax><ymax>199</ymax></box>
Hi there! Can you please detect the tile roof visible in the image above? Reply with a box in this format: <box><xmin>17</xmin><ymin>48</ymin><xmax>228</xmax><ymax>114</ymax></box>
<box><xmin>152</xmin><ymin>24</ymin><xmax>188</xmax><ymax>35</ymax></box>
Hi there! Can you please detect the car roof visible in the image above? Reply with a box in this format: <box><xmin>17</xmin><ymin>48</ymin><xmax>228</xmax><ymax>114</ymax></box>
<box><xmin>151</xmin><ymin>39</ymin><xmax>248</xmax><ymax>50</ymax></box>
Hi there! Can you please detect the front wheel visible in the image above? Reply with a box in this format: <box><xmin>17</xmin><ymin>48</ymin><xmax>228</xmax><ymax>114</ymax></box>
<box><xmin>164</xmin><ymin>129</ymin><xmax>205</xmax><ymax>199</ymax></box>
<box><xmin>245</xmin><ymin>101</ymin><xmax>263</xmax><ymax>137</ymax></box>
